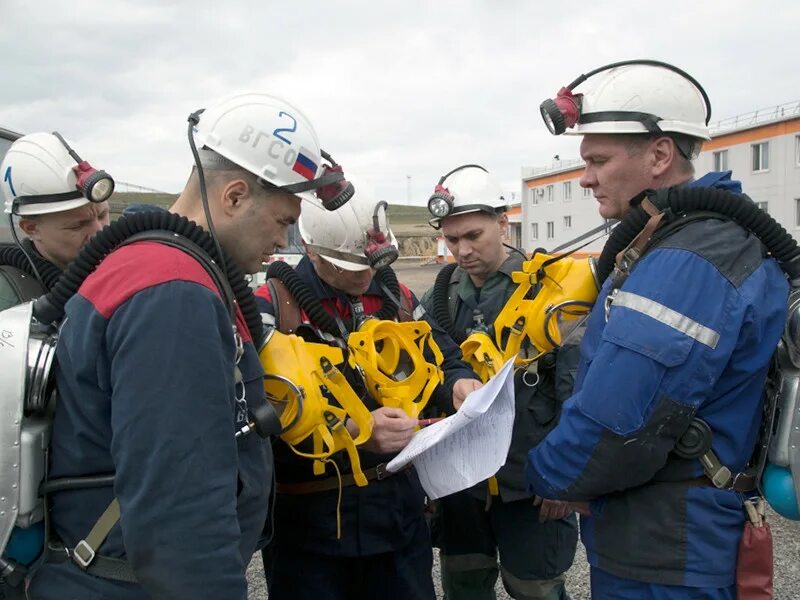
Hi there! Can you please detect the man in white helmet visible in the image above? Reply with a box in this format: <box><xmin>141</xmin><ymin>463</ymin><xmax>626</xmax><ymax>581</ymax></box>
<box><xmin>526</xmin><ymin>61</ymin><xmax>788</xmax><ymax>599</ymax></box>
<box><xmin>27</xmin><ymin>94</ymin><xmax>352</xmax><ymax>599</ymax></box>
<box><xmin>420</xmin><ymin>165</ymin><xmax>578</xmax><ymax>600</ymax></box>
<box><xmin>0</xmin><ymin>130</ymin><xmax>114</xmax><ymax>600</ymax></box>
<box><xmin>0</xmin><ymin>132</ymin><xmax>112</xmax><ymax>310</ymax></box>
<box><xmin>254</xmin><ymin>175</ymin><xmax>481</xmax><ymax>599</ymax></box>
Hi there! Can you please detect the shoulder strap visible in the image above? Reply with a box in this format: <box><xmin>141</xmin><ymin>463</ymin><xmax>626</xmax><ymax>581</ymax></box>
<box><xmin>266</xmin><ymin>277</ymin><xmax>303</xmax><ymax>334</ymax></box>
<box><xmin>397</xmin><ymin>284</ymin><xmax>415</xmax><ymax>322</ymax></box>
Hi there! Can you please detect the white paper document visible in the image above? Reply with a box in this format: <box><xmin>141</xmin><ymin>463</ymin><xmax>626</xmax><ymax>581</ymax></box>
<box><xmin>386</xmin><ymin>358</ymin><xmax>516</xmax><ymax>500</ymax></box>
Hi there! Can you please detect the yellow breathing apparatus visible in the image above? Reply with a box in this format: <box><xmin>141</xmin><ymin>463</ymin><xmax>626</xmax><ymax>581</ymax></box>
<box><xmin>460</xmin><ymin>252</ymin><xmax>600</xmax><ymax>382</ymax></box>
<box><xmin>259</xmin><ymin>317</ymin><xmax>445</xmax><ymax>486</ymax></box>
<box><xmin>347</xmin><ymin>318</ymin><xmax>444</xmax><ymax>419</ymax></box>
<box><xmin>259</xmin><ymin>328</ymin><xmax>374</xmax><ymax>485</ymax></box>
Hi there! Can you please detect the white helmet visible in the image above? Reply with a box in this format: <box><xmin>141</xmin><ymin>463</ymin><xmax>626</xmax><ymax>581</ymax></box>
<box><xmin>192</xmin><ymin>93</ymin><xmax>353</xmax><ymax>209</ymax></box>
<box><xmin>539</xmin><ymin>60</ymin><xmax>711</xmax><ymax>141</ymax></box>
<box><xmin>299</xmin><ymin>176</ymin><xmax>398</xmax><ymax>271</ymax></box>
<box><xmin>427</xmin><ymin>164</ymin><xmax>507</xmax><ymax>229</ymax></box>
<box><xmin>2</xmin><ymin>132</ymin><xmax>115</xmax><ymax>216</ymax></box>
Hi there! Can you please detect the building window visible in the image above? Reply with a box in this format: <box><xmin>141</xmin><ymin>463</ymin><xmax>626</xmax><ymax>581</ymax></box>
<box><xmin>583</xmin><ymin>186</ymin><xmax>592</xmax><ymax>198</ymax></box>
<box><xmin>531</xmin><ymin>222</ymin><xmax>539</xmax><ymax>239</ymax></box>
<box><xmin>564</xmin><ymin>215</ymin><xmax>572</xmax><ymax>229</ymax></box>
<box><xmin>713</xmin><ymin>149</ymin><xmax>729</xmax><ymax>172</ymax></box>
<box><xmin>796</xmin><ymin>135</ymin><xmax>800</xmax><ymax>167</ymax></box>
<box><xmin>546</xmin><ymin>221</ymin><xmax>555</xmax><ymax>239</ymax></box>
<box><xmin>752</xmin><ymin>142</ymin><xmax>769</xmax><ymax>172</ymax></box>
<box><xmin>563</xmin><ymin>181</ymin><xmax>572</xmax><ymax>201</ymax></box>
<box><xmin>546</xmin><ymin>185</ymin><xmax>554</xmax><ymax>203</ymax></box>
<box><xmin>531</xmin><ymin>188</ymin><xmax>539</xmax><ymax>205</ymax></box>
<box><xmin>756</xmin><ymin>201</ymin><xmax>768</xmax><ymax>214</ymax></box>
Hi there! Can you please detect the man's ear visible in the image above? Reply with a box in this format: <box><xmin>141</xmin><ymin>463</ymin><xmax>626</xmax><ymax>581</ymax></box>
<box><xmin>497</xmin><ymin>212</ymin><xmax>509</xmax><ymax>236</ymax></box>
<box><xmin>18</xmin><ymin>218</ymin><xmax>40</xmax><ymax>239</ymax></box>
<box><xmin>219</xmin><ymin>178</ymin><xmax>253</xmax><ymax>217</ymax></box>
<box><xmin>650</xmin><ymin>137</ymin><xmax>676</xmax><ymax>178</ymax></box>
<box><xmin>304</xmin><ymin>241</ymin><xmax>321</xmax><ymax>266</ymax></box>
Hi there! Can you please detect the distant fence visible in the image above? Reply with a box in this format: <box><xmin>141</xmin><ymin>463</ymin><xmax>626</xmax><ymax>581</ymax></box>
<box><xmin>709</xmin><ymin>100</ymin><xmax>800</xmax><ymax>136</ymax></box>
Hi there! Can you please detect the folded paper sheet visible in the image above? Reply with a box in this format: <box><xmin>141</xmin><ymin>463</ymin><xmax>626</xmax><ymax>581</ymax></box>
<box><xmin>387</xmin><ymin>358</ymin><xmax>516</xmax><ymax>499</ymax></box>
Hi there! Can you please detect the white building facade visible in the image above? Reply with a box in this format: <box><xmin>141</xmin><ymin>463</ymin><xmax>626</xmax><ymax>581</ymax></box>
<box><xmin>521</xmin><ymin>102</ymin><xmax>800</xmax><ymax>255</ymax></box>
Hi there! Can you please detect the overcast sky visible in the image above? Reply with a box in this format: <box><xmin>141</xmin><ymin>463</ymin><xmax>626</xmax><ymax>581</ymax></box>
<box><xmin>1</xmin><ymin>0</ymin><xmax>797</xmax><ymax>205</ymax></box>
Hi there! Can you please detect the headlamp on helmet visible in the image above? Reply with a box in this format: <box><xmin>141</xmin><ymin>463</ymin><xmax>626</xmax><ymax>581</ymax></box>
<box><xmin>52</xmin><ymin>132</ymin><xmax>115</xmax><ymax>203</ymax></box>
<box><xmin>365</xmin><ymin>201</ymin><xmax>399</xmax><ymax>269</ymax></box>
<box><xmin>314</xmin><ymin>150</ymin><xmax>355</xmax><ymax>211</ymax></box>
<box><xmin>427</xmin><ymin>185</ymin><xmax>454</xmax><ymax>220</ymax></box>
<box><xmin>540</xmin><ymin>87</ymin><xmax>583</xmax><ymax>135</ymax></box>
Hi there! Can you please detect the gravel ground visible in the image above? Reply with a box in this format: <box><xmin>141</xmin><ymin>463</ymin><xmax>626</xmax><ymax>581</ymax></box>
<box><xmin>247</xmin><ymin>261</ymin><xmax>800</xmax><ymax>598</ymax></box>
<box><xmin>247</xmin><ymin>510</ymin><xmax>799</xmax><ymax>598</ymax></box>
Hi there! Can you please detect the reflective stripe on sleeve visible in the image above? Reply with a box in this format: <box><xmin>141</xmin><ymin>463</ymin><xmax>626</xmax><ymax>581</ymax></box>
<box><xmin>612</xmin><ymin>290</ymin><xmax>720</xmax><ymax>349</ymax></box>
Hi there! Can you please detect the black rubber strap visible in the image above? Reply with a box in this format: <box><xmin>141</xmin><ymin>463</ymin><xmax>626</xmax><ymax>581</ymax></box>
<box><xmin>579</xmin><ymin>110</ymin><xmax>663</xmax><ymax>134</ymax></box>
<box><xmin>49</xmin><ymin>544</ymin><xmax>137</xmax><ymax>583</ymax></box>
<box><xmin>13</xmin><ymin>190</ymin><xmax>83</xmax><ymax>209</ymax></box>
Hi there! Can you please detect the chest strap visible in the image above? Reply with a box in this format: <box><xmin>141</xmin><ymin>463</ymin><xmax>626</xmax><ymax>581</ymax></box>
<box><xmin>48</xmin><ymin>498</ymin><xmax>137</xmax><ymax>583</ymax></box>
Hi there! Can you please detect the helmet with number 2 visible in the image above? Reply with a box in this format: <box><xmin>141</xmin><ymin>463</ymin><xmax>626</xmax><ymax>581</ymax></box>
<box><xmin>193</xmin><ymin>93</ymin><xmax>353</xmax><ymax>209</ymax></box>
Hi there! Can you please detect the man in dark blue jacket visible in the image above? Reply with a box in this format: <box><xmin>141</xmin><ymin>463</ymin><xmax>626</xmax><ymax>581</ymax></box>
<box><xmin>28</xmin><ymin>93</ymin><xmax>347</xmax><ymax>599</ymax></box>
<box><xmin>420</xmin><ymin>165</ymin><xmax>578</xmax><ymax>600</ymax></box>
<box><xmin>527</xmin><ymin>63</ymin><xmax>788</xmax><ymax>599</ymax></box>
<box><xmin>255</xmin><ymin>177</ymin><xmax>480</xmax><ymax>599</ymax></box>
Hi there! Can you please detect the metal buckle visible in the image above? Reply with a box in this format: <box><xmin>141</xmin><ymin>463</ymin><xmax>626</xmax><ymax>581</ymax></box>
<box><xmin>618</xmin><ymin>247</ymin><xmax>640</xmax><ymax>272</ymax></box>
<box><xmin>71</xmin><ymin>540</ymin><xmax>96</xmax><ymax>569</ymax></box>
<box><xmin>604</xmin><ymin>289</ymin><xmax>619</xmax><ymax>322</ymax></box>
<box><xmin>375</xmin><ymin>463</ymin><xmax>387</xmax><ymax>481</ymax></box>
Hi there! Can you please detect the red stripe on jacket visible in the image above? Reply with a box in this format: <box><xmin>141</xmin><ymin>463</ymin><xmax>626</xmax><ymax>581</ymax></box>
<box><xmin>79</xmin><ymin>242</ymin><xmax>252</xmax><ymax>343</ymax></box>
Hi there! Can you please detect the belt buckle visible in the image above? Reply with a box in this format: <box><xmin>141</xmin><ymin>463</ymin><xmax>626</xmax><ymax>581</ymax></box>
<box><xmin>375</xmin><ymin>463</ymin><xmax>387</xmax><ymax>481</ymax></box>
<box><xmin>71</xmin><ymin>540</ymin><xmax>96</xmax><ymax>569</ymax></box>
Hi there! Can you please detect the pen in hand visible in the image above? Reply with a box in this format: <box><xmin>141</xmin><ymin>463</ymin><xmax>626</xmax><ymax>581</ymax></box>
<box><xmin>417</xmin><ymin>417</ymin><xmax>445</xmax><ymax>428</ymax></box>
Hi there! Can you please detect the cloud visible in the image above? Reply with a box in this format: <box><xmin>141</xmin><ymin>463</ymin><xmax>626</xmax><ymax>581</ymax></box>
<box><xmin>1</xmin><ymin>0</ymin><xmax>798</xmax><ymax>201</ymax></box>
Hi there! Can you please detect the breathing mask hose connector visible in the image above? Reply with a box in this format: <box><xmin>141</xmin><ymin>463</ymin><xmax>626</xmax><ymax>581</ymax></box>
<box><xmin>596</xmin><ymin>186</ymin><xmax>800</xmax><ymax>285</ymax></box>
<box><xmin>32</xmin><ymin>211</ymin><xmax>266</xmax><ymax>348</ymax></box>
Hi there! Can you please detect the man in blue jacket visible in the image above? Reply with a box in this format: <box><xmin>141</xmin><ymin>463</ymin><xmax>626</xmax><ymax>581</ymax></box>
<box><xmin>28</xmin><ymin>93</ymin><xmax>348</xmax><ymax>599</ymax></box>
<box><xmin>527</xmin><ymin>62</ymin><xmax>788</xmax><ymax>599</ymax></box>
